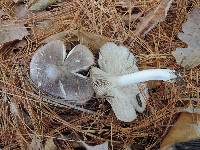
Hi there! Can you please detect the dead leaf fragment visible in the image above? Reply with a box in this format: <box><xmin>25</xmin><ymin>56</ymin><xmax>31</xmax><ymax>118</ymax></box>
<box><xmin>0</xmin><ymin>24</ymin><xmax>29</xmax><ymax>44</ymax></box>
<box><xmin>42</xmin><ymin>30</ymin><xmax>110</xmax><ymax>52</ymax></box>
<box><xmin>172</xmin><ymin>8</ymin><xmax>200</xmax><ymax>68</ymax></box>
<box><xmin>72</xmin><ymin>30</ymin><xmax>110</xmax><ymax>51</ymax></box>
<box><xmin>135</xmin><ymin>0</ymin><xmax>173</xmax><ymax>36</ymax></box>
<box><xmin>160</xmin><ymin>113</ymin><xmax>200</xmax><ymax>150</ymax></box>
<box><xmin>29</xmin><ymin>0</ymin><xmax>60</xmax><ymax>11</ymax></box>
<box><xmin>15</xmin><ymin>4</ymin><xmax>29</xmax><ymax>19</ymax></box>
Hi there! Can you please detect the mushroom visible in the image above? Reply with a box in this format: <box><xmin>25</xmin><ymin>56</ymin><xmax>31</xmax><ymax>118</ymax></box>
<box><xmin>30</xmin><ymin>40</ymin><xmax>94</xmax><ymax>103</ymax></box>
<box><xmin>81</xmin><ymin>141</ymin><xmax>108</xmax><ymax>150</ymax></box>
<box><xmin>90</xmin><ymin>42</ymin><xmax>177</xmax><ymax>122</ymax></box>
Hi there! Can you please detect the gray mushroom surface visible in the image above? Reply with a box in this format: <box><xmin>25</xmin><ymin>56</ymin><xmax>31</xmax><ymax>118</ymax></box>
<box><xmin>30</xmin><ymin>40</ymin><xmax>94</xmax><ymax>103</ymax></box>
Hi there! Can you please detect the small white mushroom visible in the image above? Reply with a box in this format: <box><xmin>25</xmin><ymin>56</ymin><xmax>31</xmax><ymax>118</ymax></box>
<box><xmin>30</xmin><ymin>40</ymin><xmax>94</xmax><ymax>103</ymax></box>
<box><xmin>90</xmin><ymin>42</ymin><xmax>177</xmax><ymax>122</ymax></box>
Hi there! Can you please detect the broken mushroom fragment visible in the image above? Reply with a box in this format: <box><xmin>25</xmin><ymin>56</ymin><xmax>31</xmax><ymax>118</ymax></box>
<box><xmin>30</xmin><ymin>40</ymin><xmax>94</xmax><ymax>103</ymax></box>
<box><xmin>81</xmin><ymin>141</ymin><xmax>108</xmax><ymax>150</ymax></box>
<box><xmin>90</xmin><ymin>42</ymin><xmax>177</xmax><ymax>122</ymax></box>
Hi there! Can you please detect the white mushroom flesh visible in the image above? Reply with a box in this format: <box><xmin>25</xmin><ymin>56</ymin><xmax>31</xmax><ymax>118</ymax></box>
<box><xmin>91</xmin><ymin>42</ymin><xmax>147</xmax><ymax>122</ymax></box>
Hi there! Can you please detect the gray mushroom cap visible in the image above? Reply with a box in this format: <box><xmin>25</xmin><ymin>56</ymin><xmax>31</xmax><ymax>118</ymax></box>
<box><xmin>30</xmin><ymin>40</ymin><xmax>94</xmax><ymax>103</ymax></box>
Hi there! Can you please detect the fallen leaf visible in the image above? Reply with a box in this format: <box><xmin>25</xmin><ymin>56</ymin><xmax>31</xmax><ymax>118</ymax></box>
<box><xmin>29</xmin><ymin>0</ymin><xmax>60</xmax><ymax>11</ymax></box>
<box><xmin>160</xmin><ymin>112</ymin><xmax>200</xmax><ymax>150</ymax></box>
<box><xmin>172</xmin><ymin>8</ymin><xmax>200</xmax><ymax>68</ymax></box>
<box><xmin>0</xmin><ymin>23</ymin><xmax>29</xmax><ymax>44</ymax></box>
<box><xmin>71</xmin><ymin>30</ymin><xmax>110</xmax><ymax>51</ymax></box>
<box><xmin>135</xmin><ymin>0</ymin><xmax>173</xmax><ymax>36</ymax></box>
<box><xmin>42</xmin><ymin>30</ymin><xmax>110</xmax><ymax>52</ymax></box>
<box><xmin>82</xmin><ymin>141</ymin><xmax>108</xmax><ymax>150</ymax></box>
<box><xmin>15</xmin><ymin>4</ymin><xmax>29</xmax><ymax>19</ymax></box>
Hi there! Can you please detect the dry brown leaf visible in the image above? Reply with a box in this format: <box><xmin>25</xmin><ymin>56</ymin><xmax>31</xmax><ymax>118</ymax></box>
<box><xmin>0</xmin><ymin>23</ymin><xmax>29</xmax><ymax>44</ymax></box>
<box><xmin>43</xmin><ymin>30</ymin><xmax>110</xmax><ymax>52</ymax></box>
<box><xmin>44</xmin><ymin>138</ymin><xmax>57</xmax><ymax>150</ymax></box>
<box><xmin>135</xmin><ymin>0</ymin><xmax>173</xmax><ymax>36</ymax></box>
<box><xmin>172</xmin><ymin>8</ymin><xmax>200</xmax><ymax>68</ymax></box>
<box><xmin>71</xmin><ymin>30</ymin><xmax>110</xmax><ymax>51</ymax></box>
<box><xmin>41</xmin><ymin>30</ymin><xmax>111</xmax><ymax>52</ymax></box>
<box><xmin>160</xmin><ymin>113</ymin><xmax>200</xmax><ymax>150</ymax></box>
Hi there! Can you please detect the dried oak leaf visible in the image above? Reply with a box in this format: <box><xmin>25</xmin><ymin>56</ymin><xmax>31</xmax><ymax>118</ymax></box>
<box><xmin>135</xmin><ymin>0</ymin><xmax>173</xmax><ymax>36</ymax></box>
<box><xmin>172</xmin><ymin>8</ymin><xmax>200</xmax><ymax>68</ymax></box>
<box><xmin>160</xmin><ymin>113</ymin><xmax>200</xmax><ymax>150</ymax></box>
<box><xmin>0</xmin><ymin>23</ymin><xmax>29</xmax><ymax>44</ymax></box>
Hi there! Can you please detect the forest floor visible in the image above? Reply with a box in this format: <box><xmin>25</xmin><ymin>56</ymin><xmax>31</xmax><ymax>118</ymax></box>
<box><xmin>0</xmin><ymin>0</ymin><xmax>200</xmax><ymax>150</ymax></box>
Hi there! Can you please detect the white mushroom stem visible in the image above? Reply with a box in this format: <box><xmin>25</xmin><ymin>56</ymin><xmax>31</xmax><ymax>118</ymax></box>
<box><xmin>113</xmin><ymin>69</ymin><xmax>177</xmax><ymax>87</ymax></box>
